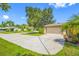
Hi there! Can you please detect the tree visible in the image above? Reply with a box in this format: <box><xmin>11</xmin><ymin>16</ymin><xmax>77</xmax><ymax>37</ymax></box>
<box><xmin>26</xmin><ymin>7</ymin><xmax>42</xmax><ymax>30</ymax></box>
<box><xmin>19</xmin><ymin>24</ymin><xmax>27</xmax><ymax>31</ymax></box>
<box><xmin>2</xmin><ymin>20</ymin><xmax>15</xmax><ymax>27</ymax></box>
<box><xmin>38</xmin><ymin>7</ymin><xmax>55</xmax><ymax>27</ymax></box>
<box><xmin>15</xmin><ymin>24</ymin><xmax>28</xmax><ymax>31</ymax></box>
<box><xmin>25</xmin><ymin>7</ymin><xmax>55</xmax><ymax>30</ymax></box>
<box><xmin>0</xmin><ymin>3</ymin><xmax>11</xmax><ymax>28</ymax></box>
<box><xmin>0</xmin><ymin>3</ymin><xmax>11</xmax><ymax>12</ymax></box>
<box><xmin>62</xmin><ymin>14</ymin><xmax>79</xmax><ymax>43</ymax></box>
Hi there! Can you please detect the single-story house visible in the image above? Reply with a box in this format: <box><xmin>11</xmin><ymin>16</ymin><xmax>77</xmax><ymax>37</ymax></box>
<box><xmin>44</xmin><ymin>24</ymin><xmax>62</xmax><ymax>34</ymax></box>
<box><xmin>0</xmin><ymin>27</ymin><xmax>21</xmax><ymax>32</ymax></box>
<box><xmin>0</xmin><ymin>27</ymin><xmax>15</xmax><ymax>32</ymax></box>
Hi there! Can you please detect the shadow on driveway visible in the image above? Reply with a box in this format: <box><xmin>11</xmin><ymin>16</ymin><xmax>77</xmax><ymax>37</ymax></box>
<box><xmin>54</xmin><ymin>39</ymin><xmax>65</xmax><ymax>45</ymax></box>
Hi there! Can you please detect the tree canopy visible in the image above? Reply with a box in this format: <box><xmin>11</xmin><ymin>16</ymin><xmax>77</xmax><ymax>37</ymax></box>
<box><xmin>0</xmin><ymin>3</ymin><xmax>11</xmax><ymax>12</ymax></box>
<box><xmin>1</xmin><ymin>20</ymin><xmax>15</xmax><ymax>27</ymax></box>
<box><xmin>62</xmin><ymin>15</ymin><xmax>79</xmax><ymax>31</ymax></box>
<box><xmin>25</xmin><ymin>7</ymin><xmax>55</xmax><ymax>30</ymax></box>
<box><xmin>62</xmin><ymin>14</ymin><xmax>79</xmax><ymax>43</ymax></box>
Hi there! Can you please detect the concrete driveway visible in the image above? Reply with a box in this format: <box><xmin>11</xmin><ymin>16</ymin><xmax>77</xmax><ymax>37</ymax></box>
<box><xmin>0</xmin><ymin>33</ymin><xmax>65</xmax><ymax>55</ymax></box>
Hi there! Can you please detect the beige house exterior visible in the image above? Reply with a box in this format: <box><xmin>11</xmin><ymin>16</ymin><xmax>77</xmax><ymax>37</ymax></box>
<box><xmin>44</xmin><ymin>24</ymin><xmax>62</xmax><ymax>34</ymax></box>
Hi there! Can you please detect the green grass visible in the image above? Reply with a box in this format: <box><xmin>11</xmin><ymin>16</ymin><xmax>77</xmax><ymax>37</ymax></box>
<box><xmin>28</xmin><ymin>33</ymin><xmax>43</xmax><ymax>36</ymax></box>
<box><xmin>0</xmin><ymin>31</ymin><xmax>26</xmax><ymax>34</ymax></box>
<box><xmin>23</xmin><ymin>32</ymin><xmax>43</xmax><ymax>36</ymax></box>
<box><xmin>55</xmin><ymin>42</ymin><xmax>79</xmax><ymax>56</ymax></box>
<box><xmin>0</xmin><ymin>32</ymin><xmax>13</xmax><ymax>34</ymax></box>
<box><xmin>0</xmin><ymin>31</ymin><xmax>21</xmax><ymax>34</ymax></box>
<box><xmin>0</xmin><ymin>37</ymin><xmax>44</xmax><ymax>56</ymax></box>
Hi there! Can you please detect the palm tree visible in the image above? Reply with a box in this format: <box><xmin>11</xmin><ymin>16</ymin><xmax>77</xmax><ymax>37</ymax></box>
<box><xmin>62</xmin><ymin>15</ymin><xmax>79</xmax><ymax>43</ymax></box>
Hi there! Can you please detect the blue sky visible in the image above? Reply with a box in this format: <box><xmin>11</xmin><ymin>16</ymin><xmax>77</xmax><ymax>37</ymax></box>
<box><xmin>0</xmin><ymin>3</ymin><xmax>79</xmax><ymax>24</ymax></box>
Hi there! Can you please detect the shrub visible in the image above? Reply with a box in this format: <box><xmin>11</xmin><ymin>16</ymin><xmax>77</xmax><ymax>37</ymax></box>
<box><xmin>38</xmin><ymin>28</ymin><xmax>44</xmax><ymax>34</ymax></box>
<box><xmin>71</xmin><ymin>36</ymin><xmax>79</xmax><ymax>43</ymax></box>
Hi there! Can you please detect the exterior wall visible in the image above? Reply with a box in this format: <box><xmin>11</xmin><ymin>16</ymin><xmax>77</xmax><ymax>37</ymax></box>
<box><xmin>45</xmin><ymin>26</ymin><xmax>61</xmax><ymax>34</ymax></box>
<box><xmin>44</xmin><ymin>28</ymin><xmax>46</xmax><ymax>34</ymax></box>
<box><xmin>0</xmin><ymin>29</ymin><xmax>6</xmax><ymax>32</ymax></box>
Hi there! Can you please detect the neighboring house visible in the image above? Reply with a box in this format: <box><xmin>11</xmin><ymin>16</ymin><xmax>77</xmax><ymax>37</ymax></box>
<box><xmin>0</xmin><ymin>27</ymin><xmax>14</xmax><ymax>32</ymax></box>
<box><xmin>0</xmin><ymin>28</ymin><xmax>7</xmax><ymax>32</ymax></box>
<box><xmin>44</xmin><ymin>24</ymin><xmax>62</xmax><ymax>34</ymax></box>
<box><xmin>0</xmin><ymin>27</ymin><xmax>21</xmax><ymax>32</ymax></box>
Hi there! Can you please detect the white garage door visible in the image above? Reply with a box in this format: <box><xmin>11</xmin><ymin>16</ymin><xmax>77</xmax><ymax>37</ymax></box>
<box><xmin>46</xmin><ymin>27</ymin><xmax>61</xmax><ymax>34</ymax></box>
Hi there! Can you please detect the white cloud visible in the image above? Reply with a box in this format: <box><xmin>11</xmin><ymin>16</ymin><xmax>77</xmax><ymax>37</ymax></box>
<box><xmin>68</xmin><ymin>3</ymin><xmax>76</xmax><ymax>6</ymax></box>
<box><xmin>21</xmin><ymin>17</ymin><xmax>26</xmax><ymax>20</ymax></box>
<box><xmin>2</xmin><ymin>15</ymin><xmax>9</xmax><ymax>20</ymax></box>
<box><xmin>49</xmin><ymin>3</ymin><xmax>66</xmax><ymax>8</ymax></box>
<box><xmin>49</xmin><ymin>3</ymin><xmax>76</xmax><ymax>8</ymax></box>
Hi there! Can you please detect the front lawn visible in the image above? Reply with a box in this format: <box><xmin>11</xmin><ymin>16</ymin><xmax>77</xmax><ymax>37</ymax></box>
<box><xmin>0</xmin><ymin>31</ymin><xmax>21</xmax><ymax>34</ymax></box>
<box><xmin>56</xmin><ymin>42</ymin><xmax>79</xmax><ymax>56</ymax></box>
<box><xmin>0</xmin><ymin>37</ymin><xmax>43</xmax><ymax>56</ymax></box>
<box><xmin>0</xmin><ymin>32</ymin><xmax>13</xmax><ymax>34</ymax></box>
<box><xmin>27</xmin><ymin>32</ymin><xmax>43</xmax><ymax>36</ymax></box>
<box><xmin>23</xmin><ymin>32</ymin><xmax>43</xmax><ymax>36</ymax></box>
